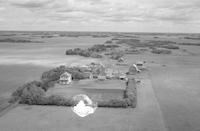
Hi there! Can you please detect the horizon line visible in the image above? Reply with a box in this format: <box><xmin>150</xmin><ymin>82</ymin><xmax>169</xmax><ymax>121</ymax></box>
<box><xmin>0</xmin><ymin>30</ymin><xmax>200</xmax><ymax>34</ymax></box>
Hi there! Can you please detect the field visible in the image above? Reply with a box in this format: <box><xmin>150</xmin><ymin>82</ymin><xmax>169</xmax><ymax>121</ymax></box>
<box><xmin>149</xmin><ymin>56</ymin><xmax>200</xmax><ymax>131</ymax></box>
<box><xmin>0</xmin><ymin>79</ymin><xmax>167</xmax><ymax>131</ymax></box>
<box><xmin>46</xmin><ymin>80</ymin><xmax>126</xmax><ymax>101</ymax></box>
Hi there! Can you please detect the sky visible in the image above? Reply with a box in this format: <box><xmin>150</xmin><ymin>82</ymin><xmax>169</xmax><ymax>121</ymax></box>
<box><xmin>0</xmin><ymin>0</ymin><xmax>200</xmax><ymax>33</ymax></box>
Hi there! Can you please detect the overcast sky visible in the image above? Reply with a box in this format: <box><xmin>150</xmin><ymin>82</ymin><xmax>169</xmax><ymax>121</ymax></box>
<box><xmin>0</xmin><ymin>0</ymin><xmax>200</xmax><ymax>33</ymax></box>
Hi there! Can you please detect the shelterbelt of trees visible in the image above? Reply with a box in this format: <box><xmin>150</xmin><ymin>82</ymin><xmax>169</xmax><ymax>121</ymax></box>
<box><xmin>9</xmin><ymin>66</ymin><xmax>137</xmax><ymax>108</ymax></box>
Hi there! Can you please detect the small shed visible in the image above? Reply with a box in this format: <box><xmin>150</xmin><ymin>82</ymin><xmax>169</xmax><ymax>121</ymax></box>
<box><xmin>136</xmin><ymin>61</ymin><xmax>144</xmax><ymax>70</ymax></box>
<box><xmin>59</xmin><ymin>72</ymin><xmax>72</xmax><ymax>85</ymax></box>
<box><xmin>119</xmin><ymin>73</ymin><xmax>127</xmax><ymax>80</ymax></box>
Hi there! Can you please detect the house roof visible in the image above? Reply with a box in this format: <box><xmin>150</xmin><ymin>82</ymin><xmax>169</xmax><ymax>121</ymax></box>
<box><xmin>60</xmin><ymin>72</ymin><xmax>71</xmax><ymax>77</ymax></box>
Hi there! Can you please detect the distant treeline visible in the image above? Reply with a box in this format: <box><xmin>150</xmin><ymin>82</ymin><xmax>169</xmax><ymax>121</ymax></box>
<box><xmin>0</xmin><ymin>38</ymin><xmax>43</xmax><ymax>43</ymax></box>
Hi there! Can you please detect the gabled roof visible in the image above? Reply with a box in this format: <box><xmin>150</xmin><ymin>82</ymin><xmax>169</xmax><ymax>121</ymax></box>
<box><xmin>60</xmin><ymin>72</ymin><xmax>71</xmax><ymax>77</ymax></box>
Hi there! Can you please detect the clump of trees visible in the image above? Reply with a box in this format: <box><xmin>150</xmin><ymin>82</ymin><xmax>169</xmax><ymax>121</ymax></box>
<box><xmin>151</xmin><ymin>48</ymin><xmax>172</xmax><ymax>54</ymax></box>
<box><xmin>105</xmin><ymin>51</ymin><xmax>124</xmax><ymax>60</ymax></box>
<box><xmin>0</xmin><ymin>38</ymin><xmax>42</xmax><ymax>43</ymax></box>
<box><xmin>116</xmin><ymin>39</ymin><xmax>140</xmax><ymax>45</ymax></box>
<box><xmin>114</xmin><ymin>39</ymin><xmax>179</xmax><ymax>55</ymax></box>
<box><xmin>109</xmin><ymin>51</ymin><xmax>124</xmax><ymax>60</ymax></box>
<box><xmin>65</xmin><ymin>44</ymin><xmax>119</xmax><ymax>58</ymax></box>
<box><xmin>9</xmin><ymin>81</ymin><xmax>45</xmax><ymax>104</ymax></box>
<box><xmin>105</xmin><ymin>40</ymin><xmax>113</xmax><ymax>44</ymax></box>
<box><xmin>41</xmin><ymin>66</ymin><xmax>91</xmax><ymax>83</ymax></box>
<box><xmin>160</xmin><ymin>45</ymin><xmax>179</xmax><ymax>49</ymax></box>
<box><xmin>179</xmin><ymin>43</ymin><xmax>200</xmax><ymax>46</ymax></box>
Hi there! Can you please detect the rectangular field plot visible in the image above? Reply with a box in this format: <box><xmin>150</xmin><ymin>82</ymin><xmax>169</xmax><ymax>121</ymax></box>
<box><xmin>46</xmin><ymin>79</ymin><xmax>126</xmax><ymax>101</ymax></box>
<box><xmin>83</xmin><ymin>88</ymin><xmax>124</xmax><ymax>101</ymax></box>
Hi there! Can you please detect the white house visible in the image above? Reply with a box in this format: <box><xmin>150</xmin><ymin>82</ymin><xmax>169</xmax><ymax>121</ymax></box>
<box><xmin>59</xmin><ymin>72</ymin><xmax>72</xmax><ymax>85</ymax></box>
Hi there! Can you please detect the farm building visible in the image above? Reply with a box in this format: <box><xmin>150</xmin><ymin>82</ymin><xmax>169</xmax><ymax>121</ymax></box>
<box><xmin>98</xmin><ymin>66</ymin><xmax>107</xmax><ymax>80</ymax></box>
<box><xmin>105</xmin><ymin>68</ymin><xmax>114</xmax><ymax>79</ymax></box>
<box><xmin>119</xmin><ymin>73</ymin><xmax>127</xmax><ymax>80</ymax></box>
<box><xmin>128</xmin><ymin>64</ymin><xmax>140</xmax><ymax>75</ymax></box>
<box><xmin>98</xmin><ymin>75</ymin><xmax>106</xmax><ymax>80</ymax></box>
<box><xmin>118</xmin><ymin>57</ymin><xmax>124</xmax><ymax>63</ymax></box>
<box><xmin>59</xmin><ymin>72</ymin><xmax>72</xmax><ymax>85</ymax></box>
<box><xmin>136</xmin><ymin>61</ymin><xmax>144</xmax><ymax>70</ymax></box>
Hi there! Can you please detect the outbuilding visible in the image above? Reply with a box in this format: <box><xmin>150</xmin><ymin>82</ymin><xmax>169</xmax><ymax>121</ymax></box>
<box><xmin>136</xmin><ymin>61</ymin><xmax>144</xmax><ymax>70</ymax></box>
<box><xmin>128</xmin><ymin>64</ymin><xmax>140</xmax><ymax>75</ymax></box>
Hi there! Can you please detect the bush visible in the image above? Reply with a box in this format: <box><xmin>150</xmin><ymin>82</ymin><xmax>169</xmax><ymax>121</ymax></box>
<box><xmin>41</xmin><ymin>66</ymin><xmax>65</xmax><ymax>82</ymax></box>
<box><xmin>109</xmin><ymin>52</ymin><xmax>124</xmax><ymax>60</ymax></box>
<box><xmin>88</xmin><ymin>44</ymin><xmax>107</xmax><ymax>52</ymax></box>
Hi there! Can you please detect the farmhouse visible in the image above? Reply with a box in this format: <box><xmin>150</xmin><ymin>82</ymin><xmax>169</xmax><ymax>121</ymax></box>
<box><xmin>59</xmin><ymin>72</ymin><xmax>72</xmax><ymax>85</ymax></box>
